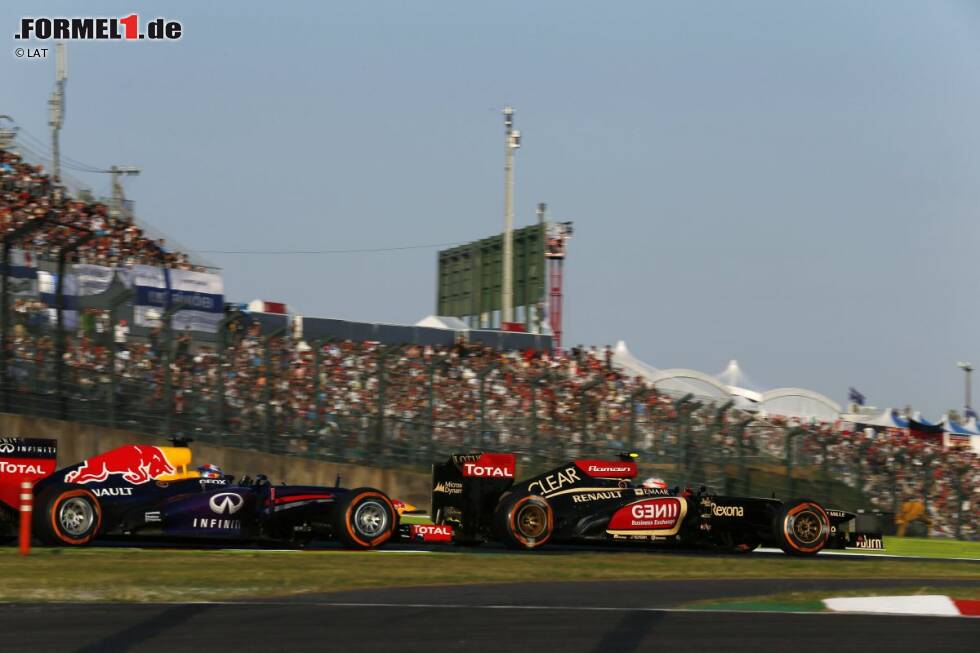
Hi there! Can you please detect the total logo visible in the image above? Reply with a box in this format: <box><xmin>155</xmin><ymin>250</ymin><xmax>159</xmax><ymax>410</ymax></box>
<box><xmin>209</xmin><ymin>492</ymin><xmax>244</xmax><ymax>515</ymax></box>
<box><xmin>0</xmin><ymin>462</ymin><xmax>44</xmax><ymax>475</ymax></box>
<box><xmin>711</xmin><ymin>504</ymin><xmax>744</xmax><ymax>518</ymax></box>
<box><xmin>461</xmin><ymin>463</ymin><xmax>513</xmax><ymax>478</ymax></box>
<box><xmin>413</xmin><ymin>525</ymin><xmax>453</xmax><ymax>537</ymax></box>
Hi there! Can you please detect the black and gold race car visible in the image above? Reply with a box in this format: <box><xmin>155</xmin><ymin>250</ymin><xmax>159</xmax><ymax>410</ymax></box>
<box><xmin>427</xmin><ymin>452</ymin><xmax>884</xmax><ymax>555</ymax></box>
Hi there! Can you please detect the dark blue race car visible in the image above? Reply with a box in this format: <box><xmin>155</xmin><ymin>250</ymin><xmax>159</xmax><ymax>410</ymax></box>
<box><xmin>0</xmin><ymin>437</ymin><xmax>409</xmax><ymax>549</ymax></box>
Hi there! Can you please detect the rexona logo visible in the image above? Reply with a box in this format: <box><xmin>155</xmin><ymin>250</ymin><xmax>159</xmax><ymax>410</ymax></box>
<box><xmin>209</xmin><ymin>492</ymin><xmax>244</xmax><ymax>515</ymax></box>
<box><xmin>607</xmin><ymin>497</ymin><xmax>687</xmax><ymax>535</ymax></box>
<box><xmin>711</xmin><ymin>504</ymin><xmax>744</xmax><ymax>518</ymax></box>
<box><xmin>528</xmin><ymin>466</ymin><xmax>581</xmax><ymax>495</ymax></box>
<box><xmin>575</xmin><ymin>460</ymin><xmax>637</xmax><ymax>478</ymax></box>
<box><xmin>460</xmin><ymin>453</ymin><xmax>515</xmax><ymax>478</ymax></box>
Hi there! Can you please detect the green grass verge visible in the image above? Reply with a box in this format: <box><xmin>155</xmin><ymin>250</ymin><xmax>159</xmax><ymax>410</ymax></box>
<box><xmin>2</xmin><ymin>547</ymin><xmax>978</xmax><ymax>603</ymax></box>
<box><xmin>858</xmin><ymin>537</ymin><xmax>980</xmax><ymax>560</ymax></box>
<box><xmin>685</xmin><ymin>585</ymin><xmax>980</xmax><ymax>612</ymax></box>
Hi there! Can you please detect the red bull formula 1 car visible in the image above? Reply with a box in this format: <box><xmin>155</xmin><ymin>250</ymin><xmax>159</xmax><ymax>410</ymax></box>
<box><xmin>0</xmin><ymin>437</ymin><xmax>408</xmax><ymax>549</ymax></box>
<box><xmin>426</xmin><ymin>452</ymin><xmax>884</xmax><ymax>555</ymax></box>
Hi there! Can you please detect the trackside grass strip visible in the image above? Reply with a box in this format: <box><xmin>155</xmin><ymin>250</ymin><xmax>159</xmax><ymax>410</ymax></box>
<box><xmin>2</xmin><ymin>547</ymin><xmax>978</xmax><ymax>602</ymax></box>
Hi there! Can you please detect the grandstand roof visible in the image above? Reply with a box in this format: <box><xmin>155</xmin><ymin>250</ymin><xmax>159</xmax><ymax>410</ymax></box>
<box><xmin>415</xmin><ymin>315</ymin><xmax>469</xmax><ymax>330</ymax></box>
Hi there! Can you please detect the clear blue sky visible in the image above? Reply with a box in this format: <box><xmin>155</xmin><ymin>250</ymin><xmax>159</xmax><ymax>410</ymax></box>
<box><xmin>5</xmin><ymin>1</ymin><xmax>980</xmax><ymax>416</ymax></box>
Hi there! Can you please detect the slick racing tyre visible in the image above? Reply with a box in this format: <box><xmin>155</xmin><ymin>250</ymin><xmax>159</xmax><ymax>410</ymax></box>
<box><xmin>333</xmin><ymin>488</ymin><xmax>396</xmax><ymax>549</ymax></box>
<box><xmin>494</xmin><ymin>494</ymin><xmax>553</xmax><ymax>550</ymax></box>
<box><xmin>33</xmin><ymin>484</ymin><xmax>103</xmax><ymax>546</ymax></box>
<box><xmin>774</xmin><ymin>498</ymin><xmax>830</xmax><ymax>556</ymax></box>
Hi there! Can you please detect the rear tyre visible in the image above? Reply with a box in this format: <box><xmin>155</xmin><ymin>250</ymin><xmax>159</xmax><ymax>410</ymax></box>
<box><xmin>773</xmin><ymin>498</ymin><xmax>830</xmax><ymax>556</ymax></box>
<box><xmin>494</xmin><ymin>494</ymin><xmax>553</xmax><ymax>550</ymax></box>
<box><xmin>333</xmin><ymin>488</ymin><xmax>395</xmax><ymax>550</ymax></box>
<box><xmin>33</xmin><ymin>484</ymin><xmax>102</xmax><ymax>546</ymax></box>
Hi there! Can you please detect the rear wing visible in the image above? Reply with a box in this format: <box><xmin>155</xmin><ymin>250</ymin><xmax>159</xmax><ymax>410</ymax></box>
<box><xmin>0</xmin><ymin>438</ymin><xmax>57</xmax><ymax>510</ymax></box>
<box><xmin>431</xmin><ymin>453</ymin><xmax>515</xmax><ymax>542</ymax></box>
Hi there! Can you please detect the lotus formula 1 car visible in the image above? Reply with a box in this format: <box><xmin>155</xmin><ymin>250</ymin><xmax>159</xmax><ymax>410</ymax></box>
<box><xmin>427</xmin><ymin>453</ymin><xmax>884</xmax><ymax>555</ymax></box>
<box><xmin>0</xmin><ymin>437</ymin><xmax>406</xmax><ymax>549</ymax></box>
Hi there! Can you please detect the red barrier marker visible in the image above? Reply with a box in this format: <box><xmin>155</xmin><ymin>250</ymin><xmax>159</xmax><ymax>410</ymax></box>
<box><xmin>18</xmin><ymin>480</ymin><xmax>32</xmax><ymax>556</ymax></box>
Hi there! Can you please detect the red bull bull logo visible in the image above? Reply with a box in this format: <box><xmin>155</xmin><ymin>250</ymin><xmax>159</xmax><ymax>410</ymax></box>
<box><xmin>65</xmin><ymin>446</ymin><xmax>175</xmax><ymax>485</ymax></box>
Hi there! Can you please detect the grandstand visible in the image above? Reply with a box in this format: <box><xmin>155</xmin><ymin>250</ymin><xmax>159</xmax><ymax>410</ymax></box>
<box><xmin>1</xmin><ymin>135</ymin><xmax>978</xmax><ymax>541</ymax></box>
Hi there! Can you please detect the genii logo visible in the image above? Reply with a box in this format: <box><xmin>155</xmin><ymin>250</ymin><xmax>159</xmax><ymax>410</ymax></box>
<box><xmin>607</xmin><ymin>497</ymin><xmax>687</xmax><ymax>536</ymax></box>
<box><xmin>209</xmin><ymin>492</ymin><xmax>244</xmax><ymax>515</ymax></box>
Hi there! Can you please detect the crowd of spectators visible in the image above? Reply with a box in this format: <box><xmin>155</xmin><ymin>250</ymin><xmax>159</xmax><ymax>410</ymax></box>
<box><xmin>1</xmin><ymin>146</ymin><xmax>977</xmax><ymax>539</ymax></box>
<box><xmin>2</xmin><ymin>148</ymin><xmax>199</xmax><ymax>269</ymax></box>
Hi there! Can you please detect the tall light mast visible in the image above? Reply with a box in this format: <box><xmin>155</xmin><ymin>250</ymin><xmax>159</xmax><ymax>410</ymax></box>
<box><xmin>501</xmin><ymin>106</ymin><xmax>520</xmax><ymax>326</ymax></box>
<box><xmin>48</xmin><ymin>43</ymin><xmax>67</xmax><ymax>184</ymax></box>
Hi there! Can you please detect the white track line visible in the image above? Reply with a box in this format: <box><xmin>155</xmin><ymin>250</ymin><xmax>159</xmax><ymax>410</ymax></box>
<box><xmin>35</xmin><ymin>600</ymin><xmax>975</xmax><ymax>617</ymax></box>
<box><xmin>758</xmin><ymin>547</ymin><xmax>980</xmax><ymax>562</ymax></box>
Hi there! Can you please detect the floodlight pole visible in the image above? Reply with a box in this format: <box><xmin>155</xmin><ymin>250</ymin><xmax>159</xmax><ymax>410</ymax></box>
<box><xmin>957</xmin><ymin>362</ymin><xmax>973</xmax><ymax>414</ymax></box>
<box><xmin>48</xmin><ymin>44</ymin><xmax>67</xmax><ymax>184</ymax></box>
<box><xmin>501</xmin><ymin>107</ymin><xmax>519</xmax><ymax>326</ymax></box>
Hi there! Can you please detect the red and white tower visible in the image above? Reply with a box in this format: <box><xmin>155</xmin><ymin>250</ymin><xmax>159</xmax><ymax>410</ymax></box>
<box><xmin>544</xmin><ymin>220</ymin><xmax>573</xmax><ymax>353</ymax></box>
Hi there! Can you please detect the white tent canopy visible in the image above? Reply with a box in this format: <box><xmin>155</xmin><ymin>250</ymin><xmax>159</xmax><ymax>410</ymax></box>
<box><xmin>415</xmin><ymin>315</ymin><xmax>469</xmax><ymax>330</ymax></box>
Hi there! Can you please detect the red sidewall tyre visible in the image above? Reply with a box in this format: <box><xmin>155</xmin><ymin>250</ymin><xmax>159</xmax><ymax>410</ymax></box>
<box><xmin>34</xmin><ymin>485</ymin><xmax>103</xmax><ymax>546</ymax></box>
<box><xmin>333</xmin><ymin>488</ymin><xmax>395</xmax><ymax>549</ymax></box>
<box><xmin>774</xmin><ymin>499</ymin><xmax>830</xmax><ymax>556</ymax></box>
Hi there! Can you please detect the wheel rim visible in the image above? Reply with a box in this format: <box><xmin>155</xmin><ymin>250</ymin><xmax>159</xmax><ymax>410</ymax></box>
<box><xmin>516</xmin><ymin>504</ymin><xmax>547</xmax><ymax>539</ymax></box>
<box><xmin>791</xmin><ymin>510</ymin><xmax>823</xmax><ymax>545</ymax></box>
<box><xmin>353</xmin><ymin>500</ymin><xmax>389</xmax><ymax>538</ymax></box>
<box><xmin>58</xmin><ymin>497</ymin><xmax>95</xmax><ymax>537</ymax></box>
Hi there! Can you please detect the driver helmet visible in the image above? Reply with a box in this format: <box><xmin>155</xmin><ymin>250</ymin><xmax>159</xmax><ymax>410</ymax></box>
<box><xmin>641</xmin><ymin>477</ymin><xmax>668</xmax><ymax>489</ymax></box>
<box><xmin>198</xmin><ymin>464</ymin><xmax>224</xmax><ymax>479</ymax></box>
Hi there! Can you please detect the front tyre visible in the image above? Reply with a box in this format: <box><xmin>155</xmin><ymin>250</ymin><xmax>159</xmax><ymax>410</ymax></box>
<box><xmin>333</xmin><ymin>488</ymin><xmax>395</xmax><ymax>549</ymax></box>
<box><xmin>774</xmin><ymin>498</ymin><xmax>830</xmax><ymax>556</ymax></box>
<box><xmin>33</xmin><ymin>484</ymin><xmax>103</xmax><ymax>546</ymax></box>
<box><xmin>494</xmin><ymin>494</ymin><xmax>553</xmax><ymax>550</ymax></box>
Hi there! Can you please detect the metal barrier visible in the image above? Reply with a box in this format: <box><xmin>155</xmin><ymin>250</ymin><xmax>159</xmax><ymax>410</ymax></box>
<box><xmin>0</xmin><ymin>305</ymin><xmax>975</xmax><ymax>540</ymax></box>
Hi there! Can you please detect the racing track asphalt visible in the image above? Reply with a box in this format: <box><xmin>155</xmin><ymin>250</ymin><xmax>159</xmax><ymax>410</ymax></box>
<box><xmin>6</xmin><ymin>578</ymin><xmax>979</xmax><ymax>653</ymax></box>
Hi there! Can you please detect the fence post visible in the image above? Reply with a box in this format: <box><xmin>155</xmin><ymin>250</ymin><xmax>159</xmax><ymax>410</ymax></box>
<box><xmin>477</xmin><ymin>361</ymin><xmax>500</xmax><ymax>450</ymax></box>
<box><xmin>733</xmin><ymin>417</ymin><xmax>753</xmax><ymax>495</ymax></box>
<box><xmin>374</xmin><ymin>346</ymin><xmax>391</xmax><ymax>457</ymax></box>
<box><xmin>784</xmin><ymin>426</ymin><xmax>805</xmax><ymax>498</ymax></box>
<box><xmin>107</xmin><ymin>290</ymin><xmax>134</xmax><ymax>430</ymax></box>
<box><xmin>821</xmin><ymin>433</ymin><xmax>832</xmax><ymax>502</ymax></box>
<box><xmin>954</xmin><ymin>467</ymin><xmax>966</xmax><ymax>540</ymax></box>
<box><xmin>577</xmin><ymin>377</ymin><xmax>602</xmax><ymax>456</ymax></box>
<box><xmin>161</xmin><ymin>303</ymin><xmax>188</xmax><ymax>436</ymax></box>
<box><xmin>426</xmin><ymin>354</ymin><xmax>444</xmax><ymax>461</ymax></box>
<box><xmin>1</xmin><ymin>210</ymin><xmax>56</xmax><ymax>413</ymax></box>
<box><xmin>312</xmin><ymin>339</ymin><xmax>323</xmax><ymax>444</ymax></box>
<box><xmin>55</xmin><ymin>232</ymin><xmax>96</xmax><ymax>420</ymax></box>
<box><xmin>920</xmin><ymin>453</ymin><xmax>936</xmax><ymax>535</ymax></box>
<box><xmin>263</xmin><ymin>327</ymin><xmax>287</xmax><ymax>453</ymax></box>
<box><xmin>628</xmin><ymin>387</ymin><xmax>647</xmax><ymax>453</ymax></box>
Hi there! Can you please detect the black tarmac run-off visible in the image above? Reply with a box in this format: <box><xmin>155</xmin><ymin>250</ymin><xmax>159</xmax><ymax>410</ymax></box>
<box><xmin>6</xmin><ymin>579</ymin><xmax>980</xmax><ymax>652</ymax></box>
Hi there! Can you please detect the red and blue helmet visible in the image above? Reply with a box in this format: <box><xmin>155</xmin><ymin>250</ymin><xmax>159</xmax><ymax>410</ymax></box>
<box><xmin>198</xmin><ymin>464</ymin><xmax>224</xmax><ymax>479</ymax></box>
